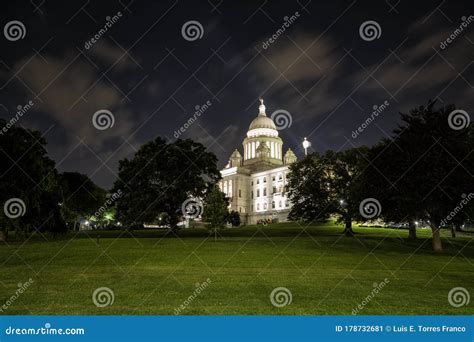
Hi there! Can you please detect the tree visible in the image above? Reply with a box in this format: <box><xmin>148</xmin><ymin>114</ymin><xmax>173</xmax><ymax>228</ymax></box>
<box><xmin>59</xmin><ymin>172</ymin><xmax>106</xmax><ymax>230</ymax></box>
<box><xmin>113</xmin><ymin>138</ymin><xmax>220</xmax><ymax>229</ymax></box>
<box><xmin>286</xmin><ymin>153</ymin><xmax>332</xmax><ymax>223</ymax></box>
<box><xmin>202</xmin><ymin>186</ymin><xmax>229</xmax><ymax>230</ymax></box>
<box><xmin>359</xmin><ymin>140</ymin><xmax>421</xmax><ymax>239</ymax></box>
<box><xmin>286</xmin><ymin>148</ymin><xmax>368</xmax><ymax>236</ymax></box>
<box><xmin>0</xmin><ymin>120</ymin><xmax>63</xmax><ymax>240</ymax></box>
<box><xmin>227</xmin><ymin>210</ymin><xmax>241</xmax><ymax>227</ymax></box>
<box><xmin>359</xmin><ymin>101</ymin><xmax>474</xmax><ymax>252</ymax></box>
<box><xmin>324</xmin><ymin>147</ymin><xmax>369</xmax><ymax>236</ymax></box>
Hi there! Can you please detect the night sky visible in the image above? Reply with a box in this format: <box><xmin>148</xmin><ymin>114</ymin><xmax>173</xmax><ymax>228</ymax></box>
<box><xmin>1</xmin><ymin>0</ymin><xmax>473</xmax><ymax>189</ymax></box>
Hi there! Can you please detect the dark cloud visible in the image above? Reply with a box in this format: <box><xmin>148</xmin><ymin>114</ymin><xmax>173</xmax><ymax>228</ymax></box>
<box><xmin>0</xmin><ymin>0</ymin><xmax>472</xmax><ymax>188</ymax></box>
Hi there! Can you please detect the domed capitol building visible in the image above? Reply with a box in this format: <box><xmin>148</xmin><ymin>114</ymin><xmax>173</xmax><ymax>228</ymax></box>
<box><xmin>219</xmin><ymin>99</ymin><xmax>297</xmax><ymax>224</ymax></box>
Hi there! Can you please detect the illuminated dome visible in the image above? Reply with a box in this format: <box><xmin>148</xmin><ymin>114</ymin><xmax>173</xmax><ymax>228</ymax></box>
<box><xmin>242</xmin><ymin>98</ymin><xmax>284</xmax><ymax>167</ymax></box>
<box><xmin>247</xmin><ymin>99</ymin><xmax>278</xmax><ymax>138</ymax></box>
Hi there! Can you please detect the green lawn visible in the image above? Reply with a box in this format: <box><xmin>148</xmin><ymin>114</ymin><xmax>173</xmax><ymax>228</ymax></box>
<box><xmin>0</xmin><ymin>223</ymin><xmax>473</xmax><ymax>315</ymax></box>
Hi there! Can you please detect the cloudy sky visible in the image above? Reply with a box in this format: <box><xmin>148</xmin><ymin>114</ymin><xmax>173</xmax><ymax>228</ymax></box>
<box><xmin>0</xmin><ymin>0</ymin><xmax>473</xmax><ymax>189</ymax></box>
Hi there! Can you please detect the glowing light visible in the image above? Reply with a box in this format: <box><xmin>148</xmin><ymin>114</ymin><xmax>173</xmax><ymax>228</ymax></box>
<box><xmin>302</xmin><ymin>137</ymin><xmax>311</xmax><ymax>155</ymax></box>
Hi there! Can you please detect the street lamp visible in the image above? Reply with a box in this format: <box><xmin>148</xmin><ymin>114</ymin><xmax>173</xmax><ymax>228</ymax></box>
<box><xmin>302</xmin><ymin>137</ymin><xmax>311</xmax><ymax>156</ymax></box>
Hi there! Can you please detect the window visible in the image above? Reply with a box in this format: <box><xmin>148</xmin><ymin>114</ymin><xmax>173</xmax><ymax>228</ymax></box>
<box><xmin>273</xmin><ymin>186</ymin><xmax>277</xmax><ymax>194</ymax></box>
<box><xmin>257</xmin><ymin>189</ymin><xmax>260</xmax><ymax>197</ymax></box>
<box><xmin>263</xmin><ymin>177</ymin><xmax>266</xmax><ymax>183</ymax></box>
<box><xmin>251</xmin><ymin>191</ymin><xmax>253</xmax><ymax>199</ymax></box>
<box><xmin>257</xmin><ymin>179</ymin><xmax>260</xmax><ymax>184</ymax></box>
<box><xmin>239</xmin><ymin>189</ymin><xmax>241</xmax><ymax>197</ymax></box>
<box><xmin>279</xmin><ymin>201</ymin><xmax>282</xmax><ymax>208</ymax></box>
<box><xmin>272</xmin><ymin>175</ymin><xmax>276</xmax><ymax>181</ymax></box>
<box><xmin>239</xmin><ymin>207</ymin><xmax>242</xmax><ymax>213</ymax></box>
<box><xmin>264</xmin><ymin>203</ymin><xmax>267</xmax><ymax>210</ymax></box>
<box><xmin>286</xmin><ymin>201</ymin><xmax>289</xmax><ymax>207</ymax></box>
<box><xmin>263</xmin><ymin>188</ymin><xmax>267</xmax><ymax>196</ymax></box>
<box><xmin>272</xmin><ymin>201</ymin><xmax>275</xmax><ymax>209</ymax></box>
<box><xmin>279</xmin><ymin>174</ymin><xmax>283</xmax><ymax>180</ymax></box>
<box><xmin>251</xmin><ymin>181</ymin><xmax>253</xmax><ymax>186</ymax></box>
<box><xmin>257</xmin><ymin>203</ymin><xmax>260</xmax><ymax>210</ymax></box>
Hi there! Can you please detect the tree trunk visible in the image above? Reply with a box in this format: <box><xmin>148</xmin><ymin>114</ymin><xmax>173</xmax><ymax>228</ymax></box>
<box><xmin>169</xmin><ymin>214</ymin><xmax>180</xmax><ymax>232</ymax></box>
<box><xmin>451</xmin><ymin>225</ymin><xmax>456</xmax><ymax>238</ymax></box>
<box><xmin>0</xmin><ymin>230</ymin><xmax>7</xmax><ymax>242</ymax></box>
<box><xmin>431</xmin><ymin>225</ymin><xmax>443</xmax><ymax>252</ymax></box>
<box><xmin>408</xmin><ymin>221</ymin><xmax>417</xmax><ymax>240</ymax></box>
<box><xmin>343</xmin><ymin>218</ymin><xmax>354</xmax><ymax>237</ymax></box>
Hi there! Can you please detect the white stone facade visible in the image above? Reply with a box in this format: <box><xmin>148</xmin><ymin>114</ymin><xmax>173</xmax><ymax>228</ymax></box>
<box><xmin>219</xmin><ymin>99</ymin><xmax>297</xmax><ymax>225</ymax></box>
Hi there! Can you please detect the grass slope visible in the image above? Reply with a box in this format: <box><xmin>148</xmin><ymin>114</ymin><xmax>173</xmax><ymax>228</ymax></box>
<box><xmin>0</xmin><ymin>223</ymin><xmax>473</xmax><ymax>315</ymax></box>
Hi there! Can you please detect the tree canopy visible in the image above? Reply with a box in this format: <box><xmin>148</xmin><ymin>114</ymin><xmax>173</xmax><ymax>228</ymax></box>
<box><xmin>113</xmin><ymin>138</ymin><xmax>220</xmax><ymax>228</ymax></box>
<box><xmin>358</xmin><ymin>101</ymin><xmax>474</xmax><ymax>251</ymax></box>
<box><xmin>286</xmin><ymin>147</ymin><xmax>368</xmax><ymax>236</ymax></box>
<box><xmin>0</xmin><ymin>119</ymin><xmax>64</xmax><ymax>239</ymax></box>
<box><xmin>59</xmin><ymin>172</ymin><xmax>106</xmax><ymax>230</ymax></box>
<box><xmin>202</xmin><ymin>186</ymin><xmax>229</xmax><ymax>229</ymax></box>
<box><xmin>287</xmin><ymin>152</ymin><xmax>332</xmax><ymax>223</ymax></box>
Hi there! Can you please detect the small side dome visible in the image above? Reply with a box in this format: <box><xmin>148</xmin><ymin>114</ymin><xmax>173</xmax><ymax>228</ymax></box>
<box><xmin>229</xmin><ymin>149</ymin><xmax>242</xmax><ymax>167</ymax></box>
<box><xmin>230</xmin><ymin>149</ymin><xmax>242</xmax><ymax>159</ymax></box>
<box><xmin>284</xmin><ymin>148</ymin><xmax>297</xmax><ymax>164</ymax></box>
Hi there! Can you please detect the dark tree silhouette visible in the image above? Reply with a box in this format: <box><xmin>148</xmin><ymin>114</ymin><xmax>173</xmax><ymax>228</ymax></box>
<box><xmin>59</xmin><ymin>172</ymin><xmax>106</xmax><ymax>230</ymax></box>
<box><xmin>360</xmin><ymin>101</ymin><xmax>474</xmax><ymax>252</ymax></box>
<box><xmin>0</xmin><ymin>120</ymin><xmax>64</xmax><ymax>240</ymax></box>
<box><xmin>227</xmin><ymin>210</ymin><xmax>241</xmax><ymax>227</ymax></box>
<box><xmin>202</xmin><ymin>186</ymin><xmax>229</xmax><ymax>230</ymax></box>
<box><xmin>287</xmin><ymin>153</ymin><xmax>332</xmax><ymax>223</ymax></box>
<box><xmin>113</xmin><ymin>138</ymin><xmax>220</xmax><ymax>229</ymax></box>
<box><xmin>286</xmin><ymin>148</ymin><xmax>368</xmax><ymax>236</ymax></box>
<box><xmin>324</xmin><ymin>147</ymin><xmax>369</xmax><ymax>236</ymax></box>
